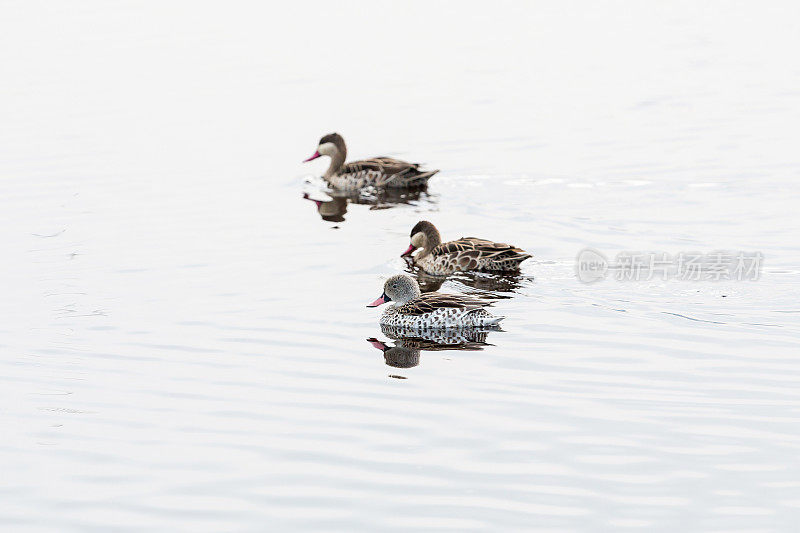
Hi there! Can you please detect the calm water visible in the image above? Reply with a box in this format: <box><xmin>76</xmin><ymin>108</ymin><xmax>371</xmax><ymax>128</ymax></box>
<box><xmin>2</xmin><ymin>1</ymin><xmax>800</xmax><ymax>531</ymax></box>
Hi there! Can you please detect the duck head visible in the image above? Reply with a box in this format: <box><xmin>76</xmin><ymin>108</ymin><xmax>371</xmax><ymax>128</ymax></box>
<box><xmin>304</xmin><ymin>133</ymin><xmax>347</xmax><ymax>177</ymax></box>
<box><xmin>401</xmin><ymin>220</ymin><xmax>442</xmax><ymax>258</ymax></box>
<box><xmin>366</xmin><ymin>274</ymin><xmax>422</xmax><ymax>307</ymax></box>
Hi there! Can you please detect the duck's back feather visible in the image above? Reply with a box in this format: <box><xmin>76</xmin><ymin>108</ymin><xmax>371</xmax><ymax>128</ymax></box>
<box><xmin>433</xmin><ymin>237</ymin><xmax>527</xmax><ymax>258</ymax></box>
<box><xmin>395</xmin><ymin>292</ymin><xmax>488</xmax><ymax>316</ymax></box>
<box><xmin>414</xmin><ymin>237</ymin><xmax>532</xmax><ymax>274</ymax></box>
<box><xmin>340</xmin><ymin>157</ymin><xmax>438</xmax><ymax>187</ymax></box>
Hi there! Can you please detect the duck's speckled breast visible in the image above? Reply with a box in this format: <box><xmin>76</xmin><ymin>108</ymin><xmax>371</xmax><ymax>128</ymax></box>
<box><xmin>415</xmin><ymin>254</ymin><xmax>461</xmax><ymax>276</ymax></box>
<box><xmin>326</xmin><ymin>170</ymin><xmax>386</xmax><ymax>190</ymax></box>
<box><xmin>379</xmin><ymin>305</ymin><xmax>499</xmax><ymax>328</ymax></box>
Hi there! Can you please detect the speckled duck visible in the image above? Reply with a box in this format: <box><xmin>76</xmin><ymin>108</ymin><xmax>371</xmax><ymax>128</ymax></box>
<box><xmin>366</xmin><ymin>274</ymin><xmax>503</xmax><ymax>328</ymax></box>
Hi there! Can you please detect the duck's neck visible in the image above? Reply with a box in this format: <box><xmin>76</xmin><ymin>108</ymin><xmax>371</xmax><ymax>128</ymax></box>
<box><xmin>418</xmin><ymin>228</ymin><xmax>442</xmax><ymax>259</ymax></box>
<box><xmin>396</xmin><ymin>288</ymin><xmax>422</xmax><ymax>305</ymax></box>
<box><xmin>324</xmin><ymin>148</ymin><xmax>347</xmax><ymax>178</ymax></box>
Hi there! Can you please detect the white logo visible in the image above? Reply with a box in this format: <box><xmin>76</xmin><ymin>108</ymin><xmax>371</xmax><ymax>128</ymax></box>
<box><xmin>576</xmin><ymin>248</ymin><xmax>608</xmax><ymax>283</ymax></box>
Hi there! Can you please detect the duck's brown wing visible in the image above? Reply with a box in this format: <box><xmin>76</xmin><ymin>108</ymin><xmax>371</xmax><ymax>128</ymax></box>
<box><xmin>343</xmin><ymin>157</ymin><xmax>416</xmax><ymax>173</ymax></box>
<box><xmin>433</xmin><ymin>237</ymin><xmax>531</xmax><ymax>260</ymax></box>
<box><xmin>395</xmin><ymin>292</ymin><xmax>488</xmax><ymax>316</ymax></box>
<box><xmin>342</xmin><ymin>157</ymin><xmax>438</xmax><ymax>186</ymax></box>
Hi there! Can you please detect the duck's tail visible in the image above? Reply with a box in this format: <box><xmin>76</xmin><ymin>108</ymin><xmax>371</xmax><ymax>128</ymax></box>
<box><xmin>387</xmin><ymin>169</ymin><xmax>439</xmax><ymax>188</ymax></box>
<box><xmin>489</xmin><ymin>251</ymin><xmax>532</xmax><ymax>271</ymax></box>
<box><xmin>467</xmin><ymin>308</ymin><xmax>505</xmax><ymax>326</ymax></box>
<box><xmin>483</xmin><ymin>315</ymin><xmax>505</xmax><ymax>326</ymax></box>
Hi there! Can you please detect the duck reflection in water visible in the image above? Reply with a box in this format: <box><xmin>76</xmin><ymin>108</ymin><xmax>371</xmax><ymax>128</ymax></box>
<box><xmin>302</xmin><ymin>193</ymin><xmax>347</xmax><ymax>222</ymax></box>
<box><xmin>303</xmin><ymin>186</ymin><xmax>430</xmax><ymax>223</ymax></box>
<box><xmin>410</xmin><ymin>265</ymin><xmax>528</xmax><ymax>299</ymax></box>
<box><xmin>367</xmin><ymin>324</ymin><xmax>495</xmax><ymax>369</ymax></box>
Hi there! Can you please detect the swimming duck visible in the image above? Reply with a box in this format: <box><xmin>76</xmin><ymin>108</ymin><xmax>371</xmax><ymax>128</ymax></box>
<box><xmin>401</xmin><ymin>221</ymin><xmax>532</xmax><ymax>275</ymax></box>
<box><xmin>303</xmin><ymin>133</ymin><xmax>438</xmax><ymax>190</ymax></box>
<box><xmin>366</xmin><ymin>274</ymin><xmax>504</xmax><ymax>328</ymax></box>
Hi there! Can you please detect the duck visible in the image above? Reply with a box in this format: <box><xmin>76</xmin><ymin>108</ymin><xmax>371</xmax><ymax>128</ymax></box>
<box><xmin>401</xmin><ymin>221</ymin><xmax>532</xmax><ymax>275</ymax></box>
<box><xmin>303</xmin><ymin>133</ymin><xmax>438</xmax><ymax>190</ymax></box>
<box><xmin>366</xmin><ymin>274</ymin><xmax>504</xmax><ymax>328</ymax></box>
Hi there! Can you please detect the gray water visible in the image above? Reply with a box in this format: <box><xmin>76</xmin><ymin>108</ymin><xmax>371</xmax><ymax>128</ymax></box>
<box><xmin>2</xmin><ymin>1</ymin><xmax>800</xmax><ymax>531</ymax></box>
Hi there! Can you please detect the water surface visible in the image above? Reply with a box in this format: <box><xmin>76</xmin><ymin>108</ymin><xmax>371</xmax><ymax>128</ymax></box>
<box><xmin>2</xmin><ymin>1</ymin><xmax>800</xmax><ymax>531</ymax></box>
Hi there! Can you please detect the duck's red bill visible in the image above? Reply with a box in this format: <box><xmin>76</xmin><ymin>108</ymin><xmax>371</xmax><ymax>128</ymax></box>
<box><xmin>303</xmin><ymin>151</ymin><xmax>321</xmax><ymax>162</ymax></box>
<box><xmin>401</xmin><ymin>244</ymin><xmax>416</xmax><ymax>257</ymax></box>
<box><xmin>367</xmin><ymin>296</ymin><xmax>386</xmax><ymax>307</ymax></box>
